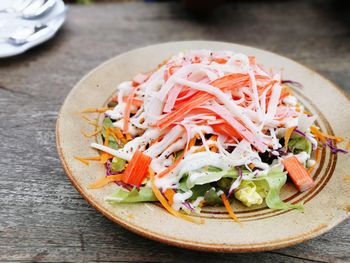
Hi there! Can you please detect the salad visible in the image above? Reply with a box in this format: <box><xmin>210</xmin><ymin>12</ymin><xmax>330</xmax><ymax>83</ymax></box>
<box><xmin>76</xmin><ymin>50</ymin><xmax>348</xmax><ymax>224</ymax></box>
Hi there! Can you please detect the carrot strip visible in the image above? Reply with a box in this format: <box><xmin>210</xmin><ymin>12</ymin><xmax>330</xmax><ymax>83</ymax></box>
<box><xmin>284</xmin><ymin>126</ymin><xmax>296</xmax><ymax>148</ymax></box>
<box><xmin>310</xmin><ymin>126</ymin><xmax>343</xmax><ymax>143</ymax></box>
<box><xmin>164</xmin><ymin>189</ymin><xmax>175</xmax><ymax>205</ymax></box>
<box><xmin>149</xmin><ymin>169</ymin><xmax>204</xmax><ymax>224</ymax></box>
<box><xmin>74</xmin><ymin>156</ymin><xmax>89</xmax><ymax>166</ymax></box>
<box><xmin>307</xmin><ymin>148</ymin><xmax>321</xmax><ymax>174</ymax></box>
<box><xmin>84</xmin><ymin>156</ymin><xmax>102</xmax><ymax>161</ymax></box>
<box><xmin>89</xmin><ymin>174</ymin><xmax>123</xmax><ymax>189</ymax></box>
<box><xmin>100</xmin><ymin>153</ymin><xmax>113</xmax><ymax>164</ymax></box>
<box><xmin>282</xmin><ymin>156</ymin><xmax>315</xmax><ymax>192</ymax></box>
<box><xmin>81</xmin><ymin>127</ymin><xmax>102</xmax><ymax>138</ymax></box>
<box><xmin>123</xmin><ymin>87</ymin><xmax>137</xmax><ymax>133</ymax></box>
<box><xmin>104</xmin><ymin>129</ymin><xmax>110</xmax><ymax>146</ymax></box>
<box><xmin>220</xmin><ymin>193</ymin><xmax>241</xmax><ymax>224</ymax></box>
<box><xmin>81</xmin><ymin>107</ymin><xmax>112</xmax><ymax>113</ymax></box>
<box><xmin>346</xmin><ymin>140</ymin><xmax>350</xmax><ymax>150</ymax></box>
<box><xmin>80</xmin><ymin>114</ymin><xmax>99</xmax><ymax>127</ymax></box>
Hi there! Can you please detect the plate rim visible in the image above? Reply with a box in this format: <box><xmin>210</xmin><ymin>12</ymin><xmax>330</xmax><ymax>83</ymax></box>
<box><xmin>56</xmin><ymin>40</ymin><xmax>349</xmax><ymax>252</ymax></box>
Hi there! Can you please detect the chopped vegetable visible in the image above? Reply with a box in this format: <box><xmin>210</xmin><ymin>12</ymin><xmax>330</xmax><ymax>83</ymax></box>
<box><xmin>221</xmin><ymin>193</ymin><xmax>240</xmax><ymax>224</ymax></box>
<box><xmin>106</xmin><ymin>187</ymin><xmax>157</xmax><ymax>203</ymax></box>
<box><xmin>89</xmin><ymin>174</ymin><xmax>123</xmax><ymax>189</ymax></box>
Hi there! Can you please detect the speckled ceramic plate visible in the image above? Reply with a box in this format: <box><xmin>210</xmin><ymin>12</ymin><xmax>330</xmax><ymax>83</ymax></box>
<box><xmin>56</xmin><ymin>41</ymin><xmax>350</xmax><ymax>252</ymax></box>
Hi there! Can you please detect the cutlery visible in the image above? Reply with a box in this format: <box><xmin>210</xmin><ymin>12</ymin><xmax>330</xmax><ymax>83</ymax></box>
<box><xmin>3</xmin><ymin>7</ymin><xmax>67</xmax><ymax>45</ymax></box>
<box><xmin>0</xmin><ymin>0</ymin><xmax>56</xmax><ymax>19</ymax></box>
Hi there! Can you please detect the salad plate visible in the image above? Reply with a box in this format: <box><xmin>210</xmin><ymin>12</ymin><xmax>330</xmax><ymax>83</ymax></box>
<box><xmin>56</xmin><ymin>41</ymin><xmax>350</xmax><ymax>252</ymax></box>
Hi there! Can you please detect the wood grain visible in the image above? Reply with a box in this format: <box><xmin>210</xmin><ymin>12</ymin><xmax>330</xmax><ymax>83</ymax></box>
<box><xmin>0</xmin><ymin>1</ymin><xmax>349</xmax><ymax>262</ymax></box>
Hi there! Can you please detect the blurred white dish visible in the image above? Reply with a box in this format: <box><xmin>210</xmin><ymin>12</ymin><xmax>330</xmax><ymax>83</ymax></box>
<box><xmin>0</xmin><ymin>0</ymin><xmax>66</xmax><ymax>58</ymax></box>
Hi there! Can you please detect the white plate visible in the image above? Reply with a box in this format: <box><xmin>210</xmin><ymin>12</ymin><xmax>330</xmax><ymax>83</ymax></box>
<box><xmin>0</xmin><ymin>0</ymin><xmax>66</xmax><ymax>58</ymax></box>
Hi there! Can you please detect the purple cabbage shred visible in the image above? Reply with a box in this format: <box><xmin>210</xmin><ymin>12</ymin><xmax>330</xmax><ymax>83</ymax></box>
<box><xmin>326</xmin><ymin>139</ymin><xmax>348</xmax><ymax>154</ymax></box>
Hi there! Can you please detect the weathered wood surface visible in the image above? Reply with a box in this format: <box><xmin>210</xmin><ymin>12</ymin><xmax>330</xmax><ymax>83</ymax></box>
<box><xmin>0</xmin><ymin>1</ymin><xmax>349</xmax><ymax>262</ymax></box>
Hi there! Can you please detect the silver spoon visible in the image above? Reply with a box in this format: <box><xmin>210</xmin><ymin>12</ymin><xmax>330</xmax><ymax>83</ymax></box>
<box><xmin>6</xmin><ymin>7</ymin><xmax>67</xmax><ymax>45</ymax></box>
<box><xmin>0</xmin><ymin>0</ymin><xmax>34</xmax><ymax>13</ymax></box>
<box><xmin>21</xmin><ymin>0</ymin><xmax>57</xmax><ymax>19</ymax></box>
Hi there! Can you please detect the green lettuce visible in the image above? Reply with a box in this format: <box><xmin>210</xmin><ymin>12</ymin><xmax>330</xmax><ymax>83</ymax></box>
<box><xmin>263</xmin><ymin>167</ymin><xmax>304</xmax><ymax>211</ymax></box>
<box><xmin>106</xmin><ymin>187</ymin><xmax>157</xmax><ymax>203</ymax></box>
<box><xmin>234</xmin><ymin>181</ymin><xmax>263</xmax><ymax>207</ymax></box>
<box><xmin>185</xmin><ymin>167</ymin><xmax>239</xmax><ymax>189</ymax></box>
<box><xmin>102</xmin><ymin>117</ymin><xmax>120</xmax><ymax>150</ymax></box>
<box><xmin>234</xmin><ymin>166</ymin><xmax>304</xmax><ymax>210</ymax></box>
<box><xmin>289</xmin><ymin>133</ymin><xmax>311</xmax><ymax>155</ymax></box>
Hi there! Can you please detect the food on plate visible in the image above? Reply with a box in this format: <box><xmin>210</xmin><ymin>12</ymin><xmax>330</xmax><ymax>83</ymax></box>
<box><xmin>75</xmin><ymin>50</ymin><xmax>348</xmax><ymax>223</ymax></box>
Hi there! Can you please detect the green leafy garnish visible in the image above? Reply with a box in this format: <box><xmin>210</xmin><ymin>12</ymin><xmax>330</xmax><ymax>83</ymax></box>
<box><xmin>106</xmin><ymin>187</ymin><xmax>157</xmax><ymax>203</ymax></box>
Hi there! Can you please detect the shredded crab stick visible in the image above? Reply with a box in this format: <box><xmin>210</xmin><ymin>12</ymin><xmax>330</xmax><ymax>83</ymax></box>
<box><xmin>76</xmin><ymin>49</ymin><xmax>348</xmax><ymax>224</ymax></box>
<box><xmin>282</xmin><ymin>156</ymin><xmax>315</xmax><ymax>192</ymax></box>
<box><xmin>122</xmin><ymin>150</ymin><xmax>152</xmax><ymax>187</ymax></box>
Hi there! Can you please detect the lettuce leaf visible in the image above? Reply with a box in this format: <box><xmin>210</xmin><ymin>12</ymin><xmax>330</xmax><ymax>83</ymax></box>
<box><xmin>233</xmin><ymin>166</ymin><xmax>304</xmax><ymax>211</ymax></box>
<box><xmin>102</xmin><ymin>117</ymin><xmax>120</xmax><ymax>150</ymax></box>
<box><xmin>264</xmin><ymin>168</ymin><xmax>304</xmax><ymax>211</ymax></box>
<box><xmin>289</xmin><ymin>134</ymin><xmax>311</xmax><ymax>155</ymax></box>
<box><xmin>234</xmin><ymin>181</ymin><xmax>263</xmax><ymax>207</ymax></box>
<box><xmin>106</xmin><ymin>187</ymin><xmax>157</xmax><ymax>203</ymax></box>
<box><xmin>186</xmin><ymin>167</ymin><xmax>239</xmax><ymax>189</ymax></box>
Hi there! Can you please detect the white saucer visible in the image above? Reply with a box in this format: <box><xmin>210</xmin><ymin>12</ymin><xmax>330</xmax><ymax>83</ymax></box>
<box><xmin>0</xmin><ymin>0</ymin><xmax>66</xmax><ymax>58</ymax></box>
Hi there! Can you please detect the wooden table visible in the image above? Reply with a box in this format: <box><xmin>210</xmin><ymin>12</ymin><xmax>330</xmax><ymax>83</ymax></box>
<box><xmin>0</xmin><ymin>1</ymin><xmax>349</xmax><ymax>262</ymax></box>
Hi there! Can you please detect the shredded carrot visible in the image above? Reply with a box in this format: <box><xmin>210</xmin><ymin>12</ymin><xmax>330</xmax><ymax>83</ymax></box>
<box><xmin>188</xmin><ymin>137</ymin><xmax>197</xmax><ymax>149</ymax></box>
<box><xmin>126</xmin><ymin>133</ymin><xmax>133</xmax><ymax>141</ymax></box>
<box><xmin>194</xmin><ymin>146</ymin><xmax>206</xmax><ymax>153</ymax></box>
<box><xmin>307</xmin><ymin>148</ymin><xmax>322</xmax><ymax>174</ymax></box>
<box><xmin>122</xmin><ymin>150</ymin><xmax>152</xmax><ymax>186</ymax></box>
<box><xmin>106</xmin><ymin>128</ymin><xmax>120</xmax><ymax>143</ymax></box>
<box><xmin>248</xmin><ymin>163</ymin><xmax>255</xmax><ymax>170</ymax></box>
<box><xmin>80</xmin><ymin>114</ymin><xmax>99</xmax><ymax>127</ymax></box>
<box><xmin>104</xmin><ymin>129</ymin><xmax>110</xmax><ymax>146</ymax></box>
<box><xmin>346</xmin><ymin>140</ymin><xmax>350</xmax><ymax>150</ymax></box>
<box><xmin>123</xmin><ymin>86</ymin><xmax>137</xmax><ymax>133</ymax></box>
<box><xmin>220</xmin><ymin>194</ymin><xmax>241</xmax><ymax>224</ymax></box>
<box><xmin>74</xmin><ymin>156</ymin><xmax>89</xmax><ymax>166</ymax></box>
<box><xmin>284</xmin><ymin>126</ymin><xmax>296</xmax><ymax>148</ymax></box>
<box><xmin>84</xmin><ymin>156</ymin><xmax>102</xmax><ymax>161</ymax></box>
<box><xmin>74</xmin><ymin>156</ymin><xmax>102</xmax><ymax>165</ymax></box>
<box><xmin>100</xmin><ymin>153</ymin><xmax>113</xmax><ymax>164</ymax></box>
<box><xmin>89</xmin><ymin>174</ymin><xmax>123</xmax><ymax>189</ymax></box>
<box><xmin>210</xmin><ymin>145</ymin><xmax>218</xmax><ymax>153</ymax></box>
<box><xmin>164</xmin><ymin>189</ymin><xmax>175</xmax><ymax>205</ymax></box>
<box><xmin>81</xmin><ymin>107</ymin><xmax>112</xmax><ymax>113</ymax></box>
<box><xmin>310</xmin><ymin>126</ymin><xmax>343</xmax><ymax>143</ymax></box>
<box><xmin>149</xmin><ymin>169</ymin><xmax>204</xmax><ymax>224</ymax></box>
<box><xmin>81</xmin><ymin>127</ymin><xmax>102</xmax><ymax>138</ymax></box>
<box><xmin>208</xmin><ymin>135</ymin><xmax>218</xmax><ymax>141</ymax></box>
<box><xmin>282</xmin><ymin>156</ymin><xmax>315</xmax><ymax>192</ymax></box>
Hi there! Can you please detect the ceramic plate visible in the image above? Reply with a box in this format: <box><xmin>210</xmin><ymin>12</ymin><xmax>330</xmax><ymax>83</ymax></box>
<box><xmin>56</xmin><ymin>41</ymin><xmax>350</xmax><ymax>252</ymax></box>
